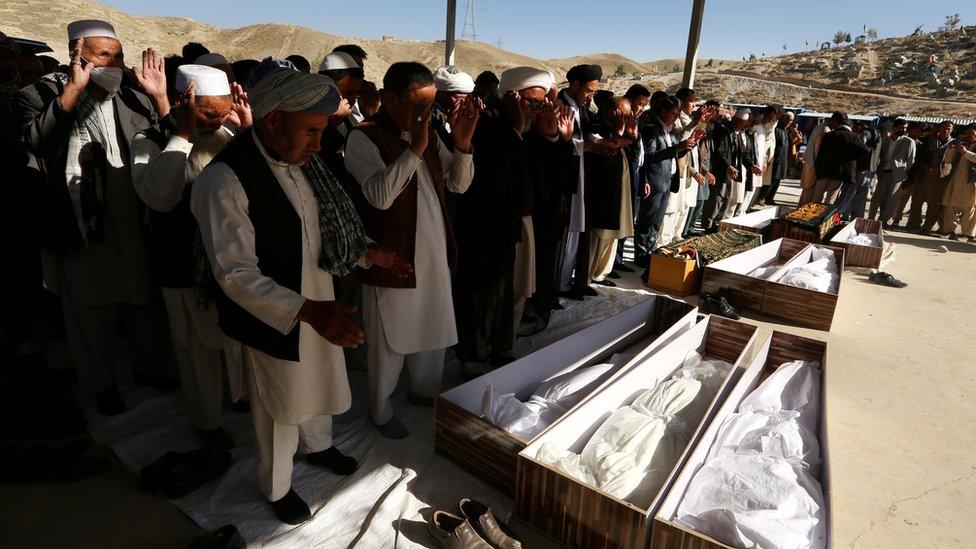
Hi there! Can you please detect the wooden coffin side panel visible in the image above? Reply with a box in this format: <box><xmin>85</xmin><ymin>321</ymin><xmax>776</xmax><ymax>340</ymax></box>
<box><xmin>769</xmin><ymin>220</ymin><xmax>821</xmax><ymax>243</ymax></box>
<box><xmin>701</xmin><ymin>315</ymin><xmax>759</xmax><ymax>364</ymax></box>
<box><xmin>763</xmin><ymin>245</ymin><xmax>844</xmax><ymax>331</ymax></box>
<box><xmin>516</xmin><ymin>457</ymin><xmax>647</xmax><ymax>549</ymax></box>
<box><xmin>701</xmin><ymin>268</ymin><xmax>765</xmax><ymax>312</ymax></box>
<box><xmin>651</xmin><ymin>519</ymin><xmax>733</xmax><ymax>549</ymax></box>
<box><xmin>434</xmin><ymin>397</ymin><xmax>525</xmax><ymax>494</ymax></box>
<box><xmin>829</xmin><ymin>218</ymin><xmax>883</xmax><ymax>268</ymax></box>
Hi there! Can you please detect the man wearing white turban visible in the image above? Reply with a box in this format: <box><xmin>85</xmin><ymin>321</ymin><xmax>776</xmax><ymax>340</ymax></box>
<box><xmin>130</xmin><ymin>64</ymin><xmax>253</xmax><ymax>450</ymax></box>
<box><xmin>18</xmin><ymin>20</ymin><xmax>177</xmax><ymax>415</ymax></box>
<box><xmin>191</xmin><ymin>69</ymin><xmax>412</xmax><ymax>523</ymax></box>
<box><xmin>453</xmin><ymin>66</ymin><xmax>574</xmax><ymax>376</ymax></box>
<box><xmin>344</xmin><ymin>62</ymin><xmax>479</xmax><ymax>439</ymax></box>
<box><xmin>431</xmin><ymin>65</ymin><xmax>475</xmax><ymax>151</ymax></box>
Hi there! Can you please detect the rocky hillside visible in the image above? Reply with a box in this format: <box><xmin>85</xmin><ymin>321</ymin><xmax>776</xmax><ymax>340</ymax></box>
<box><xmin>2</xmin><ymin>0</ymin><xmax>974</xmax><ymax>117</ymax></box>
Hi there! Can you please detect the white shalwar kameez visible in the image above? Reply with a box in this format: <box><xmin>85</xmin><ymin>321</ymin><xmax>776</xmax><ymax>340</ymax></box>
<box><xmin>344</xmin><ymin>130</ymin><xmax>474</xmax><ymax>424</ymax></box>
<box><xmin>131</xmin><ymin>127</ymin><xmax>241</xmax><ymax>431</ymax></box>
<box><xmin>192</xmin><ymin>132</ymin><xmax>358</xmax><ymax>501</ymax></box>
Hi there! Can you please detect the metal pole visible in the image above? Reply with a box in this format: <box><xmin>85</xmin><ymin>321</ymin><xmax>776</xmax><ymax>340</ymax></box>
<box><xmin>445</xmin><ymin>0</ymin><xmax>457</xmax><ymax>65</ymax></box>
<box><xmin>682</xmin><ymin>0</ymin><xmax>706</xmax><ymax>88</ymax></box>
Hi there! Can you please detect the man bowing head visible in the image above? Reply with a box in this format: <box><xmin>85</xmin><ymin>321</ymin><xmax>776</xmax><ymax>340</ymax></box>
<box><xmin>191</xmin><ymin>68</ymin><xmax>411</xmax><ymax>524</ymax></box>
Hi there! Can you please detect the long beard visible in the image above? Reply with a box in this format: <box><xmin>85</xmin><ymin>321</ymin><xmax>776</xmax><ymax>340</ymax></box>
<box><xmin>188</xmin><ymin>130</ymin><xmax>232</xmax><ymax>180</ymax></box>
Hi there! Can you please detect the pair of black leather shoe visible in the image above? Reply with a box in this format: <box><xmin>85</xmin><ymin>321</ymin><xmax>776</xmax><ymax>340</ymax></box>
<box><xmin>699</xmin><ymin>293</ymin><xmax>740</xmax><ymax>320</ymax></box>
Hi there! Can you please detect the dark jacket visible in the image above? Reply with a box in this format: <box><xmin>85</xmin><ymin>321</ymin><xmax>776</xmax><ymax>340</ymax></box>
<box><xmin>18</xmin><ymin>78</ymin><xmax>156</xmax><ymax>253</ymax></box>
<box><xmin>815</xmin><ymin>126</ymin><xmax>872</xmax><ymax>186</ymax></box>
<box><xmin>640</xmin><ymin>116</ymin><xmax>688</xmax><ymax>194</ymax></box>
<box><xmin>772</xmin><ymin>126</ymin><xmax>790</xmax><ymax>180</ymax></box>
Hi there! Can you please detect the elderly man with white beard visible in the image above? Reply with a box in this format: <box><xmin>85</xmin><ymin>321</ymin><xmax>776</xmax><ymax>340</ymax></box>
<box><xmin>130</xmin><ymin>64</ymin><xmax>252</xmax><ymax>450</ymax></box>
<box><xmin>19</xmin><ymin>20</ymin><xmax>176</xmax><ymax>415</ymax></box>
<box><xmin>192</xmin><ymin>68</ymin><xmax>412</xmax><ymax>524</ymax></box>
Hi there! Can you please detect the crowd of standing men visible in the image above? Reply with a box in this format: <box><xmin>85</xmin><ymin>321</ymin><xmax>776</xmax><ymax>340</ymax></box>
<box><xmin>2</xmin><ymin>19</ymin><xmax>976</xmax><ymax>525</ymax></box>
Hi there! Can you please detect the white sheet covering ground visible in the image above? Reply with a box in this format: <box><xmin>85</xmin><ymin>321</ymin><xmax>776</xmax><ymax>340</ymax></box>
<box><xmin>85</xmin><ymin>284</ymin><xmax>658</xmax><ymax>548</ymax></box>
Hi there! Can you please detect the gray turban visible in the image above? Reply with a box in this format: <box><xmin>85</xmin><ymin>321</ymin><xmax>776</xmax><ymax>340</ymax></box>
<box><xmin>249</xmin><ymin>69</ymin><xmax>342</xmax><ymax>118</ymax></box>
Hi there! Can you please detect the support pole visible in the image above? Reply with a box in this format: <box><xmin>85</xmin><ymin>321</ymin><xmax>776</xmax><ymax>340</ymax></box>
<box><xmin>445</xmin><ymin>0</ymin><xmax>457</xmax><ymax>66</ymax></box>
<box><xmin>682</xmin><ymin>0</ymin><xmax>706</xmax><ymax>89</ymax></box>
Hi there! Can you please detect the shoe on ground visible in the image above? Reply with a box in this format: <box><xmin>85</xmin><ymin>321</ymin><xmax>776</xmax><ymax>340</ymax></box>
<box><xmin>583</xmin><ymin>286</ymin><xmax>599</xmax><ymax>297</ymax></box>
<box><xmin>699</xmin><ymin>293</ymin><xmax>740</xmax><ymax>320</ymax></box>
<box><xmin>558</xmin><ymin>290</ymin><xmax>584</xmax><ymax>302</ymax></box>
<box><xmin>428</xmin><ymin>510</ymin><xmax>493</xmax><ymax>549</ymax></box>
<box><xmin>197</xmin><ymin>427</ymin><xmax>234</xmax><ymax>451</ymax></box>
<box><xmin>459</xmin><ymin>498</ymin><xmax>522</xmax><ymax>549</ymax></box>
<box><xmin>134</xmin><ymin>372</ymin><xmax>181</xmax><ymax>392</ymax></box>
<box><xmin>968</xmin><ymin>237</ymin><xmax>976</xmax><ymax>244</ymax></box>
<box><xmin>269</xmin><ymin>489</ymin><xmax>311</xmax><ymax>525</ymax></box>
<box><xmin>96</xmin><ymin>386</ymin><xmax>126</xmax><ymax>416</ymax></box>
<box><xmin>606</xmin><ymin>270</ymin><xmax>621</xmax><ymax>279</ymax></box>
<box><xmin>592</xmin><ymin>279</ymin><xmax>616</xmax><ymax>287</ymax></box>
<box><xmin>407</xmin><ymin>392</ymin><xmax>436</xmax><ymax>406</ymax></box>
<box><xmin>372</xmin><ymin>415</ymin><xmax>409</xmax><ymax>439</ymax></box>
<box><xmin>613</xmin><ymin>262</ymin><xmax>635</xmax><ymax>273</ymax></box>
<box><xmin>306</xmin><ymin>446</ymin><xmax>358</xmax><ymax>475</ymax></box>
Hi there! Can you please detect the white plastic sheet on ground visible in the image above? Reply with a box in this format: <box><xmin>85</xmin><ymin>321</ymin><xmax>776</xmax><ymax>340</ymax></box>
<box><xmin>85</xmin><ymin>283</ymin><xmax>658</xmax><ymax>548</ymax></box>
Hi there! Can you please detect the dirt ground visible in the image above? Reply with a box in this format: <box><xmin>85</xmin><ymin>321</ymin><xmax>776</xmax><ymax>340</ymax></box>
<box><xmin>1</xmin><ymin>180</ymin><xmax>974</xmax><ymax>548</ymax></box>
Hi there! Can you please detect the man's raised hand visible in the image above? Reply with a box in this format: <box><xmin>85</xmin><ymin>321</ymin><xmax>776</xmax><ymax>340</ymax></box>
<box><xmin>452</xmin><ymin>95</ymin><xmax>481</xmax><ymax>153</ymax></box>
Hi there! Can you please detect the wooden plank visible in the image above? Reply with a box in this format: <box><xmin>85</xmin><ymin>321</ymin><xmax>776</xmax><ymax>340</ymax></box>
<box><xmin>829</xmin><ymin>218</ymin><xmax>883</xmax><ymax>268</ymax></box>
<box><xmin>434</xmin><ymin>397</ymin><xmax>524</xmax><ymax>494</ymax></box>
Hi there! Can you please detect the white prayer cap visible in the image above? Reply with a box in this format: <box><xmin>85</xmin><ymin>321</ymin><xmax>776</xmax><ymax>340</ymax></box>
<box><xmin>67</xmin><ymin>20</ymin><xmax>118</xmax><ymax>41</ymax></box>
<box><xmin>194</xmin><ymin>53</ymin><xmax>230</xmax><ymax>67</ymax></box>
<box><xmin>497</xmin><ymin>67</ymin><xmax>555</xmax><ymax>95</ymax></box>
<box><xmin>433</xmin><ymin>65</ymin><xmax>475</xmax><ymax>93</ymax></box>
<box><xmin>318</xmin><ymin>51</ymin><xmax>360</xmax><ymax>71</ymax></box>
<box><xmin>734</xmin><ymin>108</ymin><xmax>751</xmax><ymax>120</ymax></box>
<box><xmin>175</xmin><ymin>64</ymin><xmax>231</xmax><ymax>96</ymax></box>
<box><xmin>786</xmin><ymin>111</ymin><xmax>796</xmax><ymax>119</ymax></box>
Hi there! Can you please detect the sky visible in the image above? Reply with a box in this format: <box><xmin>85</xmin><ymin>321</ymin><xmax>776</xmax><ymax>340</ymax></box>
<box><xmin>105</xmin><ymin>0</ymin><xmax>975</xmax><ymax>62</ymax></box>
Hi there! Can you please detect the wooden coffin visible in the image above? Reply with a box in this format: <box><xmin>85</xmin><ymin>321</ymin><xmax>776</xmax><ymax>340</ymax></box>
<box><xmin>647</xmin><ymin>254</ymin><xmax>699</xmax><ymax>296</ymax></box>
<box><xmin>700</xmin><ymin>238</ymin><xmax>809</xmax><ymax>313</ymax></box>
<box><xmin>828</xmin><ymin>218</ymin><xmax>884</xmax><ymax>269</ymax></box>
<box><xmin>769</xmin><ymin>203</ymin><xmax>841</xmax><ymax>244</ymax></box>
<box><xmin>762</xmin><ymin>243</ymin><xmax>845</xmax><ymax>331</ymax></box>
<box><xmin>435</xmin><ymin>297</ymin><xmax>698</xmax><ymax>495</ymax></box>
<box><xmin>718</xmin><ymin>205</ymin><xmax>789</xmax><ymax>239</ymax></box>
<box><xmin>653</xmin><ymin>331</ymin><xmax>832</xmax><ymax>549</ymax></box>
<box><xmin>514</xmin><ymin>317</ymin><xmax>761</xmax><ymax>549</ymax></box>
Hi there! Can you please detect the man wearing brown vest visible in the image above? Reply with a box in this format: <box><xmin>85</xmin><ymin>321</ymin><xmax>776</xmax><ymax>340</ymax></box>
<box><xmin>345</xmin><ymin>62</ymin><xmax>479</xmax><ymax>439</ymax></box>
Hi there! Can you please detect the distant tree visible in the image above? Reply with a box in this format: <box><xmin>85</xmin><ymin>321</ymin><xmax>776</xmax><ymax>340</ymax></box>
<box><xmin>945</xmin><ymin>13</ymin><xmax>961</xmax><ymax>31</ymax></box>
<box><xmin>867</xmin><ymin>28</ymin><xmax>878</xmax><ymax>40</ymax></box>
<box><xmin>833</xmin><ymin>31</ymin><xmax>848</xmax><ymax>45</ymax></box>
<box><xmin>614</xmin><ymin>64</ymin><xmax>627</xmax><ymax>77</ymax></box>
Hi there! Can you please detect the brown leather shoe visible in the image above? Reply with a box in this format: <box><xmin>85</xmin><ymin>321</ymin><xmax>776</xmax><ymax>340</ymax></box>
<box><xmin>428</xmin><ymin>510</ymin><xmax>493</xmax><ymax>549</ymax></box>
<box><xmin>459</xmin><ymin>499</ymin><xmax>522</xmax><ymax>549</ymax></box>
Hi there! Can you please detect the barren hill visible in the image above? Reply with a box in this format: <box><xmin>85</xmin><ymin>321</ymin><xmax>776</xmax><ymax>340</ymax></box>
<box><xmin>3</xmin><ymin>0</ymin><xmax>975</xmax><ymax>117</ymax></box>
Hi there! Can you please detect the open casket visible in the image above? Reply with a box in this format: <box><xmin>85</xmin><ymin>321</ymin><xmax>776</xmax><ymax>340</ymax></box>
<box><xmin>514</xmin><ymin>316</ymin><xmax>761</xmax><ymax>549</ymax></box>
<box><xmin>435</xmin><ymin>297</ymin><xmax>697</xmax><ymax>494</ymax></box>
<box><xmin>770</xmin><ymin>203</ymin><xmax>842</xmax><ymax>244</ymax></box>
<box><xmin>718</xmin><ymin>205</ymin><xmax>790</xmax><ymax>239</ymax></box>
<box><xmin>702</xmin><ymin>238</ymin><xmax>845</xmax><ymax>331</ymax></box>
<box><xmin>653</xmin><ymin>330</ymin><xmax>832</xmax><ymax>549</ymax></box>
<box><xmin>828</xmin><ymin>218</ymin><xmax>884</xmax><ymax>269</ymax></box>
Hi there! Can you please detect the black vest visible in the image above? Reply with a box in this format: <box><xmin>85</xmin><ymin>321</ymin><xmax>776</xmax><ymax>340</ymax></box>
<box><xmin>208</xmin><ymin>129</ymin><xmax>303</xmax><ymax>361</ymax></box>
<box><xmin>140</xmin><ymin>118</ymin><xmax>198</xmax><ymax>289</ymax></box>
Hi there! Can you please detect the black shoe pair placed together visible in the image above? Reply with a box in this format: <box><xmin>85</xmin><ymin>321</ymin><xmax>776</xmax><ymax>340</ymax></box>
<box><xmin>269</xmin><ymin>447</ymin><xmax>358</xmax><ymax>524</ymax></box>
<box><xmin>699</xmin><ymin>293</ymin><xmax>740</xmax><ymax>320</ymax></box>
<box><xmin>868</xmin><ymin>271</ymin><xmax>908</xmax><ymax>288</ymax></box>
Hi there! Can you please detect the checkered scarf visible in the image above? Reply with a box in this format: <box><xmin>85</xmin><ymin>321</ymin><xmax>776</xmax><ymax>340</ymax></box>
<box><xmin>299</xmin><ymin>154</ymin><xmax>369</xmax><ymax>276</ymax></box>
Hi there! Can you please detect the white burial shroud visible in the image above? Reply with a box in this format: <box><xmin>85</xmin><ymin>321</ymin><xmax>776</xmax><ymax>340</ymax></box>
<box><xmin>535</xmin><ymin>352</ymin><xmax>732</xmax><ymax>508</ymax></box>
<box><xmin>676</xmin><ymin>360</ymin><xmax>826</xmax><ymax>549</ymax></box>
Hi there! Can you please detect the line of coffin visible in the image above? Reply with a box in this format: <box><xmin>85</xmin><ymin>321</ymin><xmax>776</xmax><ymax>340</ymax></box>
<box><xmin>435</xmin><ymin>296</ymin><xmax>699</xmax><ymax>495</ymax></box>
<box><xmin>653</xmin><ymin>329</ymin><xmax>831</xmax><ymax>549</ymax></box>
<box><xmin>514</xmin><ymin>316</ymin><xmax>764</xmax><ymax>549</ymax></box>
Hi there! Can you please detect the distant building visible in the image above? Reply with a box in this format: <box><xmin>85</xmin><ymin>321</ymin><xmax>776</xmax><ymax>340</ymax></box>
<box><xmin>382</xmin><ymin>35</ymin><xmax>395</xmax><ymax>42</ymax></box>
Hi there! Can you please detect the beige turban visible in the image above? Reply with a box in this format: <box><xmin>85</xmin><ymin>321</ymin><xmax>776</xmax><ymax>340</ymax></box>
<box><xmin>497</xmin><ymin>67</ymin><xmax>555</xmax><ymax>95</ymax></box>
<box><xmin>433</xmin><ymin>65</ymin><xmax>475</xmax><ymax>93</ymax></box>
<box><xmin>249</xmin><ymin>69</ymin><xmax>341</xmax><ymax>118</ymax></box>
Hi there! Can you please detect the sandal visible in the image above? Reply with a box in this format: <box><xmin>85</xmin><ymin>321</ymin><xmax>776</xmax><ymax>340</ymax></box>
<box><xmin>868</xmin><ymin>271</ymin><xmax>907</xmax><ymax>288</ymax></box>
